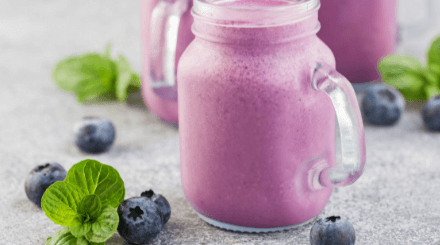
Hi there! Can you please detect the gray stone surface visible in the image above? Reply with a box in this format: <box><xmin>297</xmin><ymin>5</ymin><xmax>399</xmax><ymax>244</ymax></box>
<box><xmin>1</xmin><ymin>0</ymin><xmax>440</xmax><ymax>244</ymax></box>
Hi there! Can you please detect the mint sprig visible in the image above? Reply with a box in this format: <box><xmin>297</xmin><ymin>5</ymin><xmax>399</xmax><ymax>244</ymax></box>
<box><xmin>52</xmin><ymin>43</ymin><xmax>141</xmax><ymax>103</ymax></box>
<box><xmin>115</xmin><ymin>54</ymin><xmax>142</xmax><ymax>102</ymax></box>
<box><xmin>42</xmin><ymin>159</ymin><xmax>125</xmax><ymax>245</ymax></box>
<box><xmin>378</xmin><ymin>35</ymin><xmax>440</xmax><ymax>100</ymax></box>
<box><xmin>46</xmin><ymin>227</ymin><xmax>104</xmax><ymax>245</ymax></box>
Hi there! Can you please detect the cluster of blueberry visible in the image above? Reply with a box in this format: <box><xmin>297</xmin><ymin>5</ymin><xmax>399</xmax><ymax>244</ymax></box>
<box><xmin>24</xmin><ymin>116</ymin><xmax>171</xmax><ymax>244</ymax></box>
<box><xmin>117</xmin><ymin>190</ymin><xmax>171</xmax><ymax>244</ymax></box>
<box><xmin>362</xmin><ymin>83</ymin><xmax>440</xmax><ymax>130</ymax></box>
<box><xmin>25</xmin><ymin>162</ymin><xmax>171</xmax><ymax>244</ymax></box>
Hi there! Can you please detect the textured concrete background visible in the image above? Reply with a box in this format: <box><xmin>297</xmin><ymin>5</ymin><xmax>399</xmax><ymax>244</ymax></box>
<box><xmin>1</xmin><ymin>0</ymin><xmax>440</xmax><ymax>244</ymax></box>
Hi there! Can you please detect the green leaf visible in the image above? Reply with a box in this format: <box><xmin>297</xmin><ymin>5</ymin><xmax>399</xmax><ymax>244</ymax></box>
<box><xmin>84</xmin><ymin>205</ymin><xmax>119</xmax><ymax>243</ymax></box>
<box><xmin>78</xmin><ymin>194</ymin><xmax>102</xmax><ymax>218</ymax></box>
<box><xmin>46</xmin><ymin>227</ymin><xmax>77</xmax><ymax>245</ymax></box>
<box><xmin>422</xmin><ymin>68</ymin><xmax>440</xmax><ymax>86</ymax></box>
<box><xmin>75</xmin><ymin>78</ymin><xmax>109</xmax><ymax>103</ymax></box>
<box><xmin>77</xmin><ymin>236</ymin><xmax>91</xmax><ymax>245</ymax></box>
<box><xmin>424</xmin><ymin>85</ymin><xmax>440</xmax><ymax>99</ymax></box>
<box><xmin>64</xmin><ymin>159</ymin><xmax>125</xmax><ymax>208</ymax></box>
<box><xmin>43</xmin><ymin>159</ymin><xmax>123</xmax><ymax>244</ymax></box>
<box><xmin>69</xmin><ymin>195</ymin><xmax>99</xmax><ymax>237</ymax></box>
<box><xmin>69</xmin><ymin>215</ymin><xmax>92</xmax><ymax>238</ymax></box>
<box><xmin>115</xmin><ymin>55</ymin><xmax>140</xmax><ymax>102</ymax></box>
<box><xmin>46</xmin><ymin>227</ymin><xmax>104</xmax><ymax>245</ymax></box>
<box><xmin>427</xmin><ymin>36</ymin><xmax>440</xmax><ymax>66</ymax></box>
<box><xmin>420</xmin><ymin>67</ymin><xmax>440</xmax><ymax>100</ymax></box>
<box><xmin>52</xmin><ymin>53</ymin><xmax>116</xmax><ymax>99</ymax></box>
<box><xmin>429</xmin><ymin>63</ymin><xmax>440</xmax><ymax>78</ymax></box>
<box><xmin>378</xmin><ymin>54</ymin><xmax>424</xmax><ymax>80</ymax></box>
<box><xmin>41</xmin><ymin>181</ymin><xmax>87</xmax><ymax>226</ymax></box>
<box><xmin>126</xmin><ymin>73</ymin><xmax>142</xmax><ymax>95</ymax></box>
<box><xmin>384</xmin><ymin>71</ymin><xmax>426</xmax><ymax>101</ymax></box>
<box><xmin>130</xmin><ymin>72</ymin><xmax>142</xmax><ymax>88</ymax></box>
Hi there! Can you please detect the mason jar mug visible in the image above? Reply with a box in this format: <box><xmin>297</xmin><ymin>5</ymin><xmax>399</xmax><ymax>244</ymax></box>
<box><xmin>178</xmin><ymin>0</ymin><xmax>366</xmax><ymax>232</ymax></box>
<box><xmin>318</xmin><ymin>0</ymin><xmax>398</xmax><ymax>90</ymax></box>
<box><xmin>140</xmin><ymin>0</ymin><xmax>194</xmax><ymax>124</ymax></box>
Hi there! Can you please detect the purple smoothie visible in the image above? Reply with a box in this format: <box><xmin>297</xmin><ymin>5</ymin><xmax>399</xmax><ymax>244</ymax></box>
<box><xmin>318</xmin><ymin>0</ymin><xmax>397</xmax><ymax>84</ymax></box>
<box><xmin>178</xmin><ymin>0</ymin><xmax>338</xmax><ymax>228</ymax></box>
<box><xmin>140</xmin><ymin>0</ymin><xmax>194</xmax><ymax>125</ymax></box>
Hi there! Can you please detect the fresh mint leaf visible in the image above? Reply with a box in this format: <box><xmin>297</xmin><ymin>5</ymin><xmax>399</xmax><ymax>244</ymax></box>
<box><xmin>69</xmin><ymin>194</ymin><xmax>102</xmax><ymax>237</ymax></box>
<box><xmin>378</xmin><ymin>54</ymin><xmax>424</xmax><ymax>80</ymax></box>
<box><xmin>125</xmin><ymin>73</ymin><xmax>142</xmax><ymax>96</ymax></box>
<box><xmin>46</xmin><ymin>227</ymin><xmax>104</xmax><ymax>245</ymax></box>
<box><xmin>424</xmin><ymin>85</ymin><xmax>440</xmax><ymax>99</ymax></box>
<box><xmin>44</xmin><ymin>159</ymin><xmax>124</xmax><ymax>244</ymax></box>
<box><xmin>75</xmin><ymin>78</ymin><xmax>109</xmax><ymax>103</ymax></box>
<box><xmin>41</xmin><ymin>181</ymin><xmax>87</xmax><ymax>226</ymax></box>
<box><xmin>70</xmin><ymin>215</ymin><xmax>92</xmax><ymax>238</ymax></box>
<box><xmin>130</xmin><ymin>72</ymin><xmax>141</xmax><ymax>88</ymax></box>
<box><xmin>52</xmin><ymin>53</ymin><xmax>116</xmax><ymax>101</ymax></box>
<box><xmin>53</xmin><ymin>44</ymin><xmax>143</xmax><ymax>104</ymax></box>
<box><xmin>115</xmin><ymin>54</ymin><xmax>141</xmax><ymax>102</ymax></box>
<box><xmin>429</xmin><ymin>63</ymin><xmax>440</xmax><ymax>78</ymax></box>
<box><xmin>78</xmin><ymin>194</ymin><xmax>102</xmax><ymax>218</ymax></box>
<box><xmin>77</xmin><ymin>236</ymin><xmax>91</xmax><ymax>245</ymax></box>
<box><xmin>46</xmin><ymin>227</ymin><xmax>81</xmax><ymax>245</ymax></box>
<box><xmin>84</xmin><ymin>205</ymin><xmax>119</xmax><ymax>243</ymax></box>
<box><xmin>421</xmin><ymin>68</ymin><xmax>440</xmax><ymax>86</ymax></box>
<box><xmin>427</xmin><ymin>36</ymin><xmax>440</xmax><ymax>66</ymax></box>
<box><xmin>64</xmin><ymin>159</ymin><xmax>125</xmax><ymax>208</ymax></box>
<box><xmin>419</xmin><ymin>66</ymin><xmax>440</xmax><ymax>99</ymax></box>
<box><xmin>383</xmin><ymin>71</ymin><xmax>425</xmax><ymax>101</ymax></box>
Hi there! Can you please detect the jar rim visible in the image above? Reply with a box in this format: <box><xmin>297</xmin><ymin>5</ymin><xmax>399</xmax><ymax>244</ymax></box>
<box><xmin>192</xmin><ymin>0</ymin><xmax>320</xmax><ymax>27</ymax></box>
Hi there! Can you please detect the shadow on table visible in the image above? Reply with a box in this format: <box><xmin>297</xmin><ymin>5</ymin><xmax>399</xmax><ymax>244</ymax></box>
<box><xmin>78</xmin><ymin>90</ymin><xmax>149</xmax><ymax>111</ymax></box>
<box><xmin>126</xmin><ymin>90</ymin><xmax>179</xmax><ymax>130</ymax></box>
<box><xmin>125</xmin><ymin>90</ymin><xmax>149</xmax><ymax>111</ymax></box>
<box><xmin>405</xmin><ymin>100</ymin><xmax>425</xmax><ymax>112</ymax></box>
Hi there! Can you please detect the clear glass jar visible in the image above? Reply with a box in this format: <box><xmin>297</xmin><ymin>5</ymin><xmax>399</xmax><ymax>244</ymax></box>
<box><xmin>178</xmin><ymin>0</ymin><xmax>366</xmax><ymax>232</ymax></box>
<box><xmin>140</xmin><ymin>0</ymin><xmax>194</xmax><ymax>124</ymax></box>
<box><xmin>318</xmin><ymin>0</ymin><xmax>398</xmax><ymax>91</ymax></box>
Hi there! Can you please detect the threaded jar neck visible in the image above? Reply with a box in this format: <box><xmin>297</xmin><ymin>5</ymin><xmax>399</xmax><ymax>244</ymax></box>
<box><xmin>192</xmin><ymin>0</ymin><xmax>320</xmax><ymax>28</ymax></box>
<box><xmin>191</xmin><ymin>0</ymin><xmax>321</xmax><ymax>45</ymax></box>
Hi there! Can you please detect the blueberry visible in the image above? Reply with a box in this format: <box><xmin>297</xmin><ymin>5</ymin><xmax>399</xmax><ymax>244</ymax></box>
<box><xmin>422</xmin><ymin>94</ymin><xmax>440</xmax><ymax>131</ymax></box>
<box><xmin>117</xmin><ymin>197</ymin><xmax>163</xmax><ymax>245</ymax></box>
<box><xmin>361</xmin><ymin>83</ymin><xmax>405</xmax><ymax>126</ymax></box>
<box><xmin>141</xmin><ymin>189</ymin><xmax>171</xmax><ymax>225</ymax></box>
<box><xmin>310</xmin><ymin>216</ymin><xmax>356</xmax><ymax>245</ymax></box>
<box><xmin>25</xmin><ymin>163</ymin><xmax>67</xmax><ymax>208</ymax></box>
<box><xmin>73</xmin><ymin>116</ymin><xmax>116</xmax><ymax>154</ymax></box>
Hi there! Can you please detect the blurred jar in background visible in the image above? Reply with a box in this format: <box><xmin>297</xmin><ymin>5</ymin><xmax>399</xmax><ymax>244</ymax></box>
<box><xmin>140</xmin><ymin>0</ymin><xmax>194</xmax><ymax>125</ymax></box>
<box><xmin>318</xmin><ymin>0</ymin><xmax>398</xmax><ymax>91</ymax></box>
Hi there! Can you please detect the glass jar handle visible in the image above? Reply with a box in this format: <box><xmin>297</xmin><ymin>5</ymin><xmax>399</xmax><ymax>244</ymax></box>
<box><xmin>311</xmin><ymin>62</ymin><xmax>366</xmax><ymax>188</ymax></box>
<box><xmin>149</xmin><ymin>0</ymin><xmax>189</xmax><ymax>101</ymax></box>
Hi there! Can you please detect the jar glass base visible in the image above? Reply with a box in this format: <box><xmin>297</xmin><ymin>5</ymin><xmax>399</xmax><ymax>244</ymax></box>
<box><xmin>195</xmin><ymin>210</ymin><xmax>324</xmax><ymax>233</ymax></box>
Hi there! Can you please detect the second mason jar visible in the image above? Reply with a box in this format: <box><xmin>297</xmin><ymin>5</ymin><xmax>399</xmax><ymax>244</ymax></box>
<box><xmin>140</xmin><ymin>0</ymin><xmax>194</xmax><ymax>125</ymax></box>
<box><xmin>318</xmin><ymin>0</ymin><xmax>398</xmax><ymax>88</ymax></box>
<box><xmin>178</xmin><ymin>0</ymin><xmax>366</xmax><ymax>232</ymax></box>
